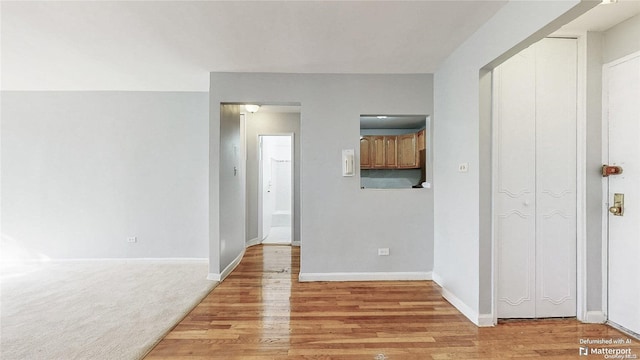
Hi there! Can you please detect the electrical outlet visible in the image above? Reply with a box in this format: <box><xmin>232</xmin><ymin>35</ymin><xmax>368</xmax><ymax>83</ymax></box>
<box><xmin>378</xmin><ymin>248</ymin><xmax>390</xmax><ymax>256</ymax></box>
<box><xmin>458</xmin><ymin>163</ymin><xmax>469</xmax><ymax>172</ymax></box>
<box><xmin>127</xmin><ymin>236</ymin><xmax>137</xmax><ymax>243</ymax></box>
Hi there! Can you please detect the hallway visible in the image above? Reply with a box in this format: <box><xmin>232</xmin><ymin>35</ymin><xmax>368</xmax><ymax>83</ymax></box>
<box><xmin>146</xmin><ymin>245</ymin><xmax>640</xmax><ymax>359</ymax></box>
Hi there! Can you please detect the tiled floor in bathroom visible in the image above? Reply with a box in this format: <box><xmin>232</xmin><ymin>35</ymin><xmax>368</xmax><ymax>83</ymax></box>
<box><xmin>262</xmin><ymin>226</ymin><xmax>291</xmax><ymax>244</ymax></box>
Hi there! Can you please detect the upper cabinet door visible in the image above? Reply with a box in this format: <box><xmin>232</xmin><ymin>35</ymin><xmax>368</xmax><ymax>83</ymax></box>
<box><xmin>417</xmin><ymin>129</ymin><xmax>425</xmax><ymax>151</ymax></box>
<box><xmin>384</xmin><ymin>136</ymin><xmax>398</xmax><ymax>168</ymax></box>
<box><xmin>360</xmin><ymin>136</ymin><xmax>372</xmax><ymax>169</ymax></box>
<box><xmin>397</xmin><ymin>133</ymin><xmax>418</xmax><ymax>168</ymax></box>
<box><xmin>371</xmin><ymin>136</ymin><xmax>386</xmax><ymax>168</ymax></box>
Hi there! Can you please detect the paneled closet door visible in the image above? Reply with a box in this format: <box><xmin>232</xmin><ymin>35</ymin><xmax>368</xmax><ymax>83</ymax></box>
<box><xmin>534</xmin><ymin>39</ymin><xmax>577</xmax><ymax>318</ymax></box>
<box><xmin>494</xmin><ymin>38</ymin><xmax>577</xmax><ymax>319</ymax></box>
<box><xmin>494</xmin><ymin>46</ymin><xmax>537</xmax><ymax>318</ymax></box>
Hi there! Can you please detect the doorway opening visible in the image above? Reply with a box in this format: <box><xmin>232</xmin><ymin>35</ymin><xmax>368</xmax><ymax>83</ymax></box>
<box><xmin>259</xmin><ymin>135</ymin><xmax>294</xmax><ymax>245</ymax></box>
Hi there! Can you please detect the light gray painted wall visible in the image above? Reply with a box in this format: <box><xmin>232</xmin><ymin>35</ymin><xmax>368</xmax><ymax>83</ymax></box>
<box><xmin>218</xmin><ymin>105</ymin><xmax>245</xmax><ymax>272</ymax></box>
<box><xmin>433</xmin><ymin>0</ymin><xmax>590</xmax><ymax>323</ymax></box>
<box><xmin>1</xmin><ymin>91</ymin><xmax>209</xmax><ymax>259</ymax></box>
<box><xmin>603</xmin><ymin>13</ymin><xmax>640</xmax><ymax>64</ymax></box>
<box><xmin>245</xmin><ymin>112</ymin><xmax>301</xmax><ymax>243</ymax></box>
<box><xmin>585</xmin><ymin>31</ymin><xmax>604</xmax><ymax>312</ymax></box>
<box><xmin>210</xmin><ymin>73</ymin><xmax>434</xmax><ymax>276</ymax></box>
<box><xmin>478</xmin><ymin>69</ymin><xmax>493</xmax><ymax>314</ymax></box>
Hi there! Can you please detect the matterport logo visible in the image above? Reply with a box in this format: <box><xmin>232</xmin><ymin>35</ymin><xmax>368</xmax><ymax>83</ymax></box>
<box><xmin>579</xmin><ymin>338</ymin><xmax>638</xmax><ymax>358</ymax></box>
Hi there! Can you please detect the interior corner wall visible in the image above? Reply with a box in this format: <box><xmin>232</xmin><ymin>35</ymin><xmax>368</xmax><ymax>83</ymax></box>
<box><xmin>585</xmin><ymin>31</ymin><xmax>604</xmax><ymax>313</ymax></box>
<box><xmin>433</xmin><ymin>0</ymin><xmax>587</xmax><ymax>325</ymax></box>
<box><xmin>602</xmin><ymin>13</ymin><xmax>640</xmax><ymax>64</ymax></box>
<box><xmin>1</xmin><ymin>91</ymin><xmax>209</xmax><ymax>259</ymax></box>
<box><xmin>245</xmin><ymin>112</ymin><xmax>301</xmax><ymax>244</ymax></box>
<box><xmin>210</xmin><ymin>73</ymin><xmax>434</xmax><ymax>279</ymax></box>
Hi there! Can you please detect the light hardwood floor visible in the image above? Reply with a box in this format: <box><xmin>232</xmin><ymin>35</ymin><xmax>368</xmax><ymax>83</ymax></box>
<box><xmin>146</xmin><ymin>245</ymin><xmax>640</xmax><ymax>359</ymax></box>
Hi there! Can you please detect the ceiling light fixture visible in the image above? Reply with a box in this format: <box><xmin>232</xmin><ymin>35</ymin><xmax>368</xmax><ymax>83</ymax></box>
<box><xmin>601</xmin><ymin>0</ymin><xmax>618</xmax><ymax>4</ymax></box>
<box><xmin>245</xmin><ymin>104</ymin><xmax>260</xmax><ymax>113</ymax></box>
<box><xmin>376</xmin><ymin>116</ymin><xmax>388</xmax><ymax>119</ymax></box>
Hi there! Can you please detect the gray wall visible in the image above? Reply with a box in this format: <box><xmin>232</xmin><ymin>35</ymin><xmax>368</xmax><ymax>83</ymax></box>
<box><xmin>218</xmin><ymin>105</ymin><xmax>245</xmax><ymax>272</ymax></box>
<box><xmin>433</xmin><ymin>0</ymin><xmax>590</xmax><ymax>324</ymax></box>
<box><xmin>585</xmin><ymin>31</ymin><xmax>604</xmax><ymax>313</ymax></box>
<box><xmin>245</xmin><ymin>112</ymin><xmax>301</xmax><ymax>243</ymax></box>
<box><xmin>603</xmin><ymin>13</ymin><xmax>640</xmax><ymax>64</ymax></box>
<box><xmin>1</xmin><ymin>91</ymin><xmax>209</xmax><ymax>259</ymax></box>
<box><xmin>210</xmin><ymin>73</ymin><xmax>434</xmax><ymax>277</ymax></box>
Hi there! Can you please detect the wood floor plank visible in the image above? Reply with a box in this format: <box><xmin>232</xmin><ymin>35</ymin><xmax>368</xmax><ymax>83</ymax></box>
<box><xmin>145</xmin><ymin>245</ymin><xmax>640</xmax><ymax>359</ymax></box>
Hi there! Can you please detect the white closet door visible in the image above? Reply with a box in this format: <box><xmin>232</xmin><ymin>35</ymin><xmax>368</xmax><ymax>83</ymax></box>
<box><xmin>494</xmin><ymin>38</ymin><xmax>577</xmax><ymax>318</ymax></box>
<box><xmin>494</xmin><ymin>46</ymin><xmax>537</xmax><ymax>318</ymax></box>
<box><xmin>534</xmin><ymin>38</ymin><xmax>577</xmax><ymax>318</ymax></box>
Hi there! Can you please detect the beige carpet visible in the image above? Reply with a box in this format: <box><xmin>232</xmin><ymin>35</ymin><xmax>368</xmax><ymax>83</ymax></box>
<box><xmin>0</xmin><ymin>259</ymin><xmax>217</xmax><ymax>360</ymax></box>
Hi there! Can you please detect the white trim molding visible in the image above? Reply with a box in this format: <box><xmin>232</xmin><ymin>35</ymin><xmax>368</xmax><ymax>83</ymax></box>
<box><xmin>207</xmin><ymin>248</ymin><xmax>245</xmax><ymax>281</ymax></box>
<box><xmin>432</xmin><ymin>273</ymin><xmax>494</xmax><ymax>326</ymax></box>
<box><xmin>299</xmin><ymin>272</ymin><xmax>432</xmax><ymax>282</ymax></box>
<box><xmin>246</xmin><ymin>237</ymin><xmax>261</xmax><ymax>247</ymax></box>
<box><xmin>584</xmin><ymin>311</ymin><xmax>607</xmax><ymax>324</ymax></box>
<box><xmin>477</xmin><ymin>314</ymin><xmax>495</xmax><ymax>327</ymax></box>
<box><xmin>431</xmin><ymin>272</ymin><xmax>443</xmax><ymax>287</ymax></box>
<box><xmin>440</xmin><ymin>286</ymin><xmax>491</xmax><ymax>327</ymax></box>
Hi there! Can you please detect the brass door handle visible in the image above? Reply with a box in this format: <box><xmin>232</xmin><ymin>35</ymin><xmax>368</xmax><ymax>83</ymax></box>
<box><xmin>609</xmin><ymin>193</ymin><xmax>624</xmax><ymax>216</ymax></box>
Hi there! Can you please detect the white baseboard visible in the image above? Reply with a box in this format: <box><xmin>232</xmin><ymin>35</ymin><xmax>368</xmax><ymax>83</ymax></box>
<box><xmin>299</xmin><ymin>271</ymin><xmax>432</xmax><ymax>282</ymax></box>
<box><xmin>477</xmin><ymin>314</ymin><xmax>495</xmax><ymax>327</ymax></box>
<box><xmin>246</xmin><ymin>238</ymin><xmax>261</xmax><ymax>247</ymax></box>
<box><xmin>432</xmin><ymin>272</ymin><xmax>443</xmax><ymax>286</ymax></box>
<box><xmin>440</xmin><ymin>286</ymin><xmax>482</xmax><ymax>326</ymax></box>
<box><xmin>584</xmin><ymin>311</ymin><xmax>607</xmax><ymax>324</ymax></box>
<box><xmin>207</xmin><ymin>249</ymin><xmax>245</xmax><ymax>281</ymax></box>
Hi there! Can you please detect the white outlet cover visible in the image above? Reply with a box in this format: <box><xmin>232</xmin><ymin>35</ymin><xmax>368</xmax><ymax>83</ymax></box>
<box><xmin>458</xmin><ymin>163</ymin><xmax>469</xmax><ymax>172</ymax></box>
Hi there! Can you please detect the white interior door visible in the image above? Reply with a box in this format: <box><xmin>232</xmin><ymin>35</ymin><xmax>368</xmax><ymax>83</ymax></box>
<box><xmin>605</xmin><ymin>52</ymin><xmax>640</xmax><ymax>335</ymax></box>
<box><xmin>494</xmin><ymin>38</ymin><xmax>577</xmax><ymax>318</ymax></box>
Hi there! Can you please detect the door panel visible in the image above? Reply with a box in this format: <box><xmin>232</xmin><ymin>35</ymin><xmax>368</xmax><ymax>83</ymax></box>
<box><xmin>535</xmin><ymin>38</ymin><xmax>577</xmax><ymax>317</ymax></box>
<box><xmin>494</xmin><ymin>46</ymin><xmax>537</xmax><ymax>318</ymax></box>
<box><xmin>606</xmin><ymin>54</ymin><xmax>640</xmax><ymax>334</ymax></box>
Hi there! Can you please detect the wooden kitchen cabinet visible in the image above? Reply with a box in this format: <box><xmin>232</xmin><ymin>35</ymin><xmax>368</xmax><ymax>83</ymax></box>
<box><xmin>397</xmin><ymin>133</ymin><xmax>418</xmax><ymax>168</ymax></box>
<box><xmin>360</xmin><ymin>136</ymin><xmax>372</xmax><ymax>169</ymax></box>
<box><xmin>371</xmin><ymin>136</ymin><xmax>386</xmax><ymax>168</ymax></box>
<box><xmin>360</xmin><ymin>133</ymin><xmax>419</xmax><ymax>169</ymax></box>
<box><xmin>417</xmin><ymin>129</ymin><xmax>425</xmax><ymax>151</ymax></box>
<box><xmin>384</xmin><ymin>136</ymin><xmax>397</xmax><ymax>168</ymax></box>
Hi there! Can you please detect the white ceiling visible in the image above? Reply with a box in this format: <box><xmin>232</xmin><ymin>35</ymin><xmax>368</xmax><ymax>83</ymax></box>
<box><xmin>4</xmin><ymin>1</ymin><xmax>636</xmax><ymax>92</ymax></box>
<box><xmin>1</xmin><ymin>0</ymin><xmax>508</xmax><ymax>91</ymax></box>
